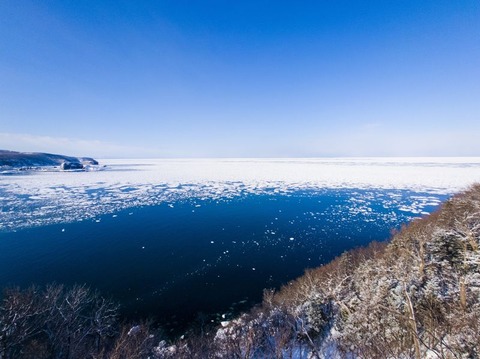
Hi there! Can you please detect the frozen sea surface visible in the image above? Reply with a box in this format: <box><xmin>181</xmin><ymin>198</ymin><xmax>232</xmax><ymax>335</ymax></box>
<box><xmin>1</xmin><ymin>157</ymin><xmax>480</xmax><ymax>231</ymax></box>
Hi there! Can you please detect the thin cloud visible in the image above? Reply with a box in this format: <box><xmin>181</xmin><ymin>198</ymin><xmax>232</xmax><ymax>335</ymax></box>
<box><xmin>0</xmin><ymin>133</ymin><xmax>160</xmax><ymax>158</ymax></box>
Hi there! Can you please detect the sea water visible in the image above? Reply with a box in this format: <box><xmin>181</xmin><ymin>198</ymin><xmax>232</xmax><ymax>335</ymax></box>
<box><xmin>0</xmin><ymin>189</ymin><xmax>447</xmax><ymax>333</ymax></box>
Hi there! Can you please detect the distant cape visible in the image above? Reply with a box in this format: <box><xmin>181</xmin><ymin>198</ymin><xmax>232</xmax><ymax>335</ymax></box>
<box><xmin>0</xmin><ymin>150</ymin><xmax>98</xmax><ymax>170</ymax></box>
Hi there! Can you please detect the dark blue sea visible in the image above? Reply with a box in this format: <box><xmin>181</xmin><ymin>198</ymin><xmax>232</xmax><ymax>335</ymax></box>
<box><xmin>0</xmin><ymin>189</ymin><xmax>447</xmax><ymax>334</ymax></box>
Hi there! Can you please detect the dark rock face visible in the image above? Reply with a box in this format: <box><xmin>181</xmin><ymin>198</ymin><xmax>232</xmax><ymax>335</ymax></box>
<box><xmin>60</xmin><ymin>161</ymin><xmax>84</xmax><ymax>170</ymax></box>
<box><xmin>0</xmin><ymin>150</ymin><xmax>99</xmax><ymax>170</ymax></box>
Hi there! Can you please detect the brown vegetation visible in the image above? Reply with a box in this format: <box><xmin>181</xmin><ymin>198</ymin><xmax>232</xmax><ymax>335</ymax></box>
<box><xmin>0</xmin><ymin>284</ymin><xmax>161</xmax><ymax>359</ymax></box>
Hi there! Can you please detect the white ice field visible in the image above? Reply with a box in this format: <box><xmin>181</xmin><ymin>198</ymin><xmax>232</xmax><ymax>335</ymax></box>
<box><xmin>2</xmin><ymin>157</ymin><xmax>480</xmax><ymax>231</ymax></box>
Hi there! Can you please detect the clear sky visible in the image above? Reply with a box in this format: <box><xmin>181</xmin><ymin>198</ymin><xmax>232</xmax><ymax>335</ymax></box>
<box><xmin>1</xmin><ymin>1</ymin><xmax>479</xmax><ymax>158</ymax></box>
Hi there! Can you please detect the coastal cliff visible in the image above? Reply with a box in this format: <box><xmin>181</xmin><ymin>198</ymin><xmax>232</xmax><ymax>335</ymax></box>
<box><xmin>0</xmin><ymin>150</ymin><xmax>98</xmax><ymax>172</ymax></box>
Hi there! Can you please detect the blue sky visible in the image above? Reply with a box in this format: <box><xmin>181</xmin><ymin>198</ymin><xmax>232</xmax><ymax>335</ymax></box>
<box><xmin>1</xmin><ymin>1</ymin><xmax>479</xmax><ymax>157</ymax></box>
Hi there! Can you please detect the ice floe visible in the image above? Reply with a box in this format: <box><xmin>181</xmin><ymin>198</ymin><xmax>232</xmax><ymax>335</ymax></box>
<box><xmin>1</xmin><ymin>158</ymin><xmax>480</xmax><ymax>231</ymax></box>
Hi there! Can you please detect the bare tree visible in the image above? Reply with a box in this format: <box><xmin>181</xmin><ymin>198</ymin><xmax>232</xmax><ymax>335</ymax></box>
<box><xmin>0</xmin><ymin>286</ymin><xmax>47</xmax><ymax>359</ymax></box>
<box><xmin>0</xmin><ymin>284</ymin><xmax>120</xmax><ymax>359</ymax></box>
<box><xmin>108</xmin><ymin>321</ymin><xmax>157</xmax><ymax>359</ymax></box>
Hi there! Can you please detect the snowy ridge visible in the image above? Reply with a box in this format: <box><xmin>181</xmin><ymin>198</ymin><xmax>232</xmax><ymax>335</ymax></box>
<box><xmin>1</xmin><ymin>158</ymin><xmax>480</xmax><ymax>231</ymax></box>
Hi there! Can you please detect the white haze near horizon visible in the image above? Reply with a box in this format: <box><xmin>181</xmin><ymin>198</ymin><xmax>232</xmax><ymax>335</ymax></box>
<box><xmin>2</xmin><ymin>157</ymin><xmax>480</xmax><ymax>231</ymax></box>
<box><xmin>2</xmin><ymin>132</ymin><xmax>480</xmax><ymax>158</ymax></box>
